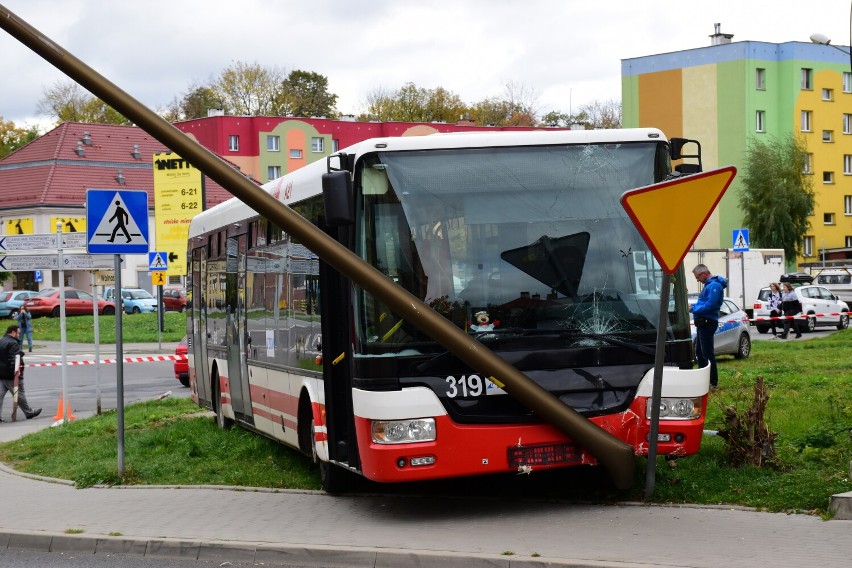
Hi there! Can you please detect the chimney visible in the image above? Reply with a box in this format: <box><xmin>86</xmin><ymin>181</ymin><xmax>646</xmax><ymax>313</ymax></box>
<box><xmin>710</xmin><ymin>23</ymin><xmax>734</xmax><ymax>46</ymax></box>
<box><xmin>81</xmin><ymin>131</ymin><xmax>92</xmax><ymax>145</ymax></box>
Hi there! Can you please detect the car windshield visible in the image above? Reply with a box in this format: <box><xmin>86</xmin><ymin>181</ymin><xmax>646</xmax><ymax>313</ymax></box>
<box><xmin>127</xmin><ymin>290</ymin><xmax>154</xmax><ymax>299</ymax></box>
<box><xmin>35</xmin><ymin>288</ymin><xmax>57</xmax><ymax>297</ymax></box>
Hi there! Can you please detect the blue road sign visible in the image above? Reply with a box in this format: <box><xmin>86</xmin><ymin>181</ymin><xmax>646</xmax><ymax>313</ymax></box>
<box><xmin>86</xmin><ymin>189</ymin><xmax>149</xmax><ymax>254</ymax></box>
<box><xmin>34</xmin><ymin>270</ymin><xmax>42</xmax><ymax>283</ymax></box>
<box><xmin>732</xmin><ymin>228</ymin><xmax>750</xmax><ymax>252</ymax></box>
<box><xmin>148</xmin><ymin>251</ymin><xmax>168</xmax><ymax>271</ymax></box>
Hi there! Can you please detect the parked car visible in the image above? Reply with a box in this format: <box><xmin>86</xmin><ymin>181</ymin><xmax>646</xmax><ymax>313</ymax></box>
<box><xmin>0</xmin><ymin>290</ymin><xmax>37</xmax><ymax>318</ymax></box>
<box><xmin>689</xmin><ymin>295</ymin><xmax>752</xmax><ymax>359</ymax></box>
<box><xmin>174</xmin><ymin>336</ymin><xmax>189</xmax><ymax>387</ymax></box>
<box><xmin>162</xmin><ymin>289</ymin><xmax>187</xmax><ymax>312</ymax></box>
<box><xmin>813</xmin><ymin>268</ymin><xmax>852</xmax><ymax>304</ymax></box>
<box><xmin>24</xmin><ymin>288</ymin><xmax>116</xmax><ymax>317</ymax></box>
<box><xmin>105</xmin><ymin>287</ymin><xmax>160</xmax><ymax>314</ymax></box>
<box><xmin>753</xmin><ymin>284</ymin><xmax>849</xmax><ymax>333</ymax></box>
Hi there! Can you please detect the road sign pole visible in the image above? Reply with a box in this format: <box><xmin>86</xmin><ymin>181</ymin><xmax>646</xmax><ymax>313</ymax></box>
<box><xmin>91</xmin><ymin>275</ymin><xmax>101</xmax><ymax>415</ymax></box>
<box><xmin>644</xmin><ymin>272</ymin><xmax>671</xmax><ymax>499</ymax></box>
<box><xmin>115</xmin><ymin>254</ymin><xmax>125</xmax><ymax>476</ymax></box>
<box><xmin>57</xmin><ymin>222</ymin><xmax>69</xmax><ymax>425</ymax></box>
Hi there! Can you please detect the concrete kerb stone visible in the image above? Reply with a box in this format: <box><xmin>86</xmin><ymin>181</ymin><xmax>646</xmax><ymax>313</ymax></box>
<box><xmin>48</xmin><ymin>534</ymin><xmax>100</xmax><ymax>554</ymax></box>
<box><xmin>144</xmin><ymin>538</ymin><xmax>201</xmax><ymax>559</ymax></box>
<box><xmin>94</xmin><ymin>536</ymin><xmax>149</xmax><ymax>556</ymax></box>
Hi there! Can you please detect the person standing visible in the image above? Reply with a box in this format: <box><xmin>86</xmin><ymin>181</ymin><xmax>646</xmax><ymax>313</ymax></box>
<box><xmin>0</xmin><ymin>325</ymin><xmax>42</xmax><ymax>422</ymax></box>
<box><xmin>690</xmin><ymin>264</ymin><xmax>727</xmax><ymax>390</ymax></box>
<box><xmin>766</xmin><ymin>282</ymin><xmax>783</xmax><ymax>337</ymax></box>
<box><xmin>14</xmin><ymin>305</ymin><xmax>32</xmax><ymax>352</ymax></box>
<box><xmin>779</xmin><ymin>283</ymin><xmax>803</xmax><ymax>339</ymax></box>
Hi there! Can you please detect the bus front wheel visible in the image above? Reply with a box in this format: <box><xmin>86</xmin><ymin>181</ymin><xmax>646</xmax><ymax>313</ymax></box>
<box><xmin>213</xmin><ymin>371</ymin><xmax>233</xmax><ymax>430</ymax></box>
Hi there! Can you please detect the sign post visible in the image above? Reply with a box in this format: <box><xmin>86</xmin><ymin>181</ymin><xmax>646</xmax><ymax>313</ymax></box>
<box><xmin>621</xmin><ymin>166</ymin><xmax>737</xmax><ymax>499</ymax></box>
<box><xmin>87</xmin><ymin>188</ymin><xmax>150</xmax><ymax>476</ymax></box>
<box><xmin>149</xmin><ymin>252</ymin><xmax>168</xmax><ymax>348</ymax></box>
<box><xmin>733</xmin><ymin>229</ymin><xmax>750</xmax><ymax>312</ymax></box>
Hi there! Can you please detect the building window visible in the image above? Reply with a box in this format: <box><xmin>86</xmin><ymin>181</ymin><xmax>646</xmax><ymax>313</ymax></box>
<box><xmin>801</xmin><ymin>110</ymin><xmax>812</xmax><ymax>132</ymax></box>
<box><xmin>267</xmin><ymin>165</ymin><xmax>281</xmax><ymax>180</ymax></box>
<box><xmin>846</xmin><ymin>235</ymin><xmax>852</xmax><ymax>247</ymax></box>
<box><xmin>846</xmin><ymin>155</ymin><xmax>852</xmax><ymax>175</ymax></box>
<box><xmin>755</xmin><ymin>110</ymin><xmax>765</xmax><ymax>132</ymax></box>
<box><xmin>267</xmin><ymin>135</ymin><xmax>280</xmax><ymax>151</ymax></box>
<box><xmin>801</xmin><ymin>68</ymin><xmax>813</xmax><ymax>90</ymax></box>
<box><xmin>824</xmin><ymin>171</ymin><xmax>835</xmax><ymax>184</ymax></box>
<box><xmin>822</xmin><ymin>88</ymin><xmax>834</xmax><ymax>101</ymax></box>
<box><xmin>756</xmin><ymin>68</ymin><xmax>766</xmax><ymax>90</ymax></box>
<box><xmin>845</xmin><ymin>72</ymin><xmax>852</xmax><ymax>93</ymax></box>
<box><xmin>803</xmin><ymin>236</ymin><xmax>814</xmax><ymax>257</ymax></box>
<box><xmin>228</xmin><ymin>135</ymin><xmax>239</xmax><ymax>152</ymax></box>
<box><xmin>332</xmin><ymin>139</ymin><xmax>340</xmax><ymax>152</ymax></box>
<box><xmin>823</xmin><ymin>130</ymin><xmax>834</xmax><ymax>142</ymax></box>
<box><xmin>845</xmin><ymin>195</ymin><xmax>852</xmax><ymax>215</ymax></box>
<box><xmin>804</xmin><ymin>153</ymin><xmax>813</xmax><ymax>174</ymax></box>
<box><xmin>845</xmin><ymin>114</ymin><xmax>852</xmax><ymax>134</ymax></box>
<box><xmin>289</xmin><ymin>149</ymin><xmax>303</xmax><ymax>159</ymax></box>
<box><xmin>824</xmin><ymin>213</ymin><xmax>836</xmax><ymax>225</ymax></box>
<box><xmin>311</xmin><ymin>137</ymin><xmax>324</xmax><ymax>153</ymax></box>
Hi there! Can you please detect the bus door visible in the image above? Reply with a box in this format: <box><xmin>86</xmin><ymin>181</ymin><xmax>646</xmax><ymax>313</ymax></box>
<box><xmin>191</xmin><ymin>247</ymin><xmax>211</xmax><ymax>405</ymax></box>
<box><xmin>226</xmin><ymin>233</ymin><xmax>253</xmax><ymax>425</ymax></box>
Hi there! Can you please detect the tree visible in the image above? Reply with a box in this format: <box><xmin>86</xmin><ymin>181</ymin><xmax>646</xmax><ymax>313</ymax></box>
<box><xmin>738</xmin><ymin>135</ymin><xmax>815</xmax><ymax>259</ymax></box>
<box><xmin>360</xmin><ymin>83</ymin><xmax>466</xmax><ymax>123</ymax></box>
<box><xmin>468</xmin><ymin>97</ymin><xmax>513</xmax><ymax>126</ymax></box>
<box><xmin>161</xmin><ymin>83</ymin><xmax>224</xmax><ymax>122</ymax></box>
<box><xmin>213</xmin><ymin>61</ymin><xmax>286</xmax><ymax>116</ymax></box>
<box><xmin>280</xmin><ymin>70</ymin><xmax>338</xmax><ymax>118</ymax></box>
<box><xmin>577</xmin><ymin>98</ymin><xmax>622</xmax><ymax>129</ymax></box>
<box><xmin>36</xmin><ymin>80</ymin><xmax>131</xmax><ymax>125</ymax></box>
<box><xmin>0</xmin><ymin>117</ymin><xmax>39</xmax><ymax>158</ymax></box>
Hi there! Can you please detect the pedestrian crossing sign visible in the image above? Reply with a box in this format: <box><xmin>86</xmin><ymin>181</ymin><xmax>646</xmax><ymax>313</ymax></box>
<box><xmin>148</xmin><ymin>251</ymin><xmax>168</xmax><ymax>271</ymax></box>
<box><xmin>86</xmin><ymin>189</ymin><xmax>149</xmax><ymax>254</ymax></box>
<box><xmin>732</xmin><ymin>228</ymin><xmax>749</xmax><ymax>252</ymax></box>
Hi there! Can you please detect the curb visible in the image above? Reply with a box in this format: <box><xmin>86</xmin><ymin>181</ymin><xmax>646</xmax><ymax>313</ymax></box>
<box><xmin>0</xmin><ymin>530</ymin><xmax>672</xmax><ymax>568</ymax></box>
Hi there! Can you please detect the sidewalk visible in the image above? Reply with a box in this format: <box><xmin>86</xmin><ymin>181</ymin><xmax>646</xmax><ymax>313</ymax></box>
<box><xmin>1</xmin><ymin>343</ymin><xmax>850</xmax><ymax>567</ymax></box>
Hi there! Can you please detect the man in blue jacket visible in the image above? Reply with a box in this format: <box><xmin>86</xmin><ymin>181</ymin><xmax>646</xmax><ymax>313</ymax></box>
<box><xmin>690</xmin><ymin>264</ymin><xmax>727</xmax><ymax>390</ymax></box>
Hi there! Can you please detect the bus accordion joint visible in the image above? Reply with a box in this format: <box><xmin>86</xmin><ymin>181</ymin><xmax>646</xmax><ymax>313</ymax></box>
<box><xmin>332</xmin><ymin>352</ymin><xmax>346</xmax><ymax>366</ymax></box>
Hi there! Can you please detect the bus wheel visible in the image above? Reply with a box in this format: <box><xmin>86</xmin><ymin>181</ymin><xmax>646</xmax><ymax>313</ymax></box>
<box><xmin>320</xmin><ymin>460</ymin><xmax>352</xmax><ymax>494</ymax></box>
<box><xmin>213</xmin><ymin>371</ymin><xmax>233</xmax><ymax>430</ymax></box>
<box><xmin>297</xmin><ymin>394</ymin><xmax>317</xmax><ymax>463</ymax></box>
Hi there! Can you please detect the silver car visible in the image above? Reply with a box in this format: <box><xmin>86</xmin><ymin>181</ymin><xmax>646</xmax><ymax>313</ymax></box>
<box><xmin>689</xmin><ymin>296</ymin><xmax>752</xmax><ymax>359</ymax></box>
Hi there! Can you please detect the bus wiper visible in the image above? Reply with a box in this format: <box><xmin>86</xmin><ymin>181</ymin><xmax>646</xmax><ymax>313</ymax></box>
<box><xmin>567</xmin><ymin>332</ymin><xmax>655</xmax><ymax>355</ymax></box>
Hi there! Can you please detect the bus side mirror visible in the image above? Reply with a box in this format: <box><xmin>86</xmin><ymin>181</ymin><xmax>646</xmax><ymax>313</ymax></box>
<box><xmin>322</xmin><ymin>170</ymin><xmax>354</xmax><ymax>227</ymax></box>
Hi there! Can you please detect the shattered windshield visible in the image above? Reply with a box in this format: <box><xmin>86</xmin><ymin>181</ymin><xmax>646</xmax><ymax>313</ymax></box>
<box><xmin>353</xmin><ymin>142</ymin><xmax>688</xmax><ymax>355</ymax></box>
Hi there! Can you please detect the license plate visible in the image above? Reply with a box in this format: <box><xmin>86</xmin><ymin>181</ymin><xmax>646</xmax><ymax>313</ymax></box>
<box><xmin>507</xmin><ymin>443</ymin><xmax>581</xmax><ymax>468</ymax></box>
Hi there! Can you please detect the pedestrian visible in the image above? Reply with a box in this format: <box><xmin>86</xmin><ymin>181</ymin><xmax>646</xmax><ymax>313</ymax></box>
<box><xmin>766</xmin><ymin>282</ymin><xmax>783</xmax><ymax>337</ymax></box>
<box><xmin>14</xmin><ymin>304</ymin><xmax>33</xmax><ymax>352</ymax></box>
<box><xmin>0</xmin><ymin>324</ymin><xmax>42</xmax><ymax>422</ymax></box>
<box><xmin>690</xmin><ymin>264</ymin><xmax>727</xmax><ymax>390</ymax></box>
<box><xmin>778</xmin><ymin>283</ymin><xmax>803</xmax><ymax>339</ymax></box>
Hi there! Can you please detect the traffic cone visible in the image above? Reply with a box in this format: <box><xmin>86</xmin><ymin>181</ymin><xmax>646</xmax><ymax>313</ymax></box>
<box><xmin>52</xmin><ymin>398</ymin><xmax>77</xmax><ymax>422</ymax></box>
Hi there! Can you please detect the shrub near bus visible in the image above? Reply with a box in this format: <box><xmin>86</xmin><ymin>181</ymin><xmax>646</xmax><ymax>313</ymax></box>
<box><xmin>184</xmin><ymin>129</ymin><xmax>710</xmax><ymax>492</ymax></box>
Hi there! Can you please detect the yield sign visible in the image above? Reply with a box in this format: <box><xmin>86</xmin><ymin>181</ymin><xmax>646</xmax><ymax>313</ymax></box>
<box><xmin>620</xmin><ymin>166</ymin><xmax>737</xmax><ymax>274</ymax></box>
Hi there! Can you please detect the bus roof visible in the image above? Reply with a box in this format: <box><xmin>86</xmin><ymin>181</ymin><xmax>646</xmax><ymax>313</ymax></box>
<box><xmin>188</xmin><ymin>127</ymin><xmax>668</xmax><ymax>238</ymax></box>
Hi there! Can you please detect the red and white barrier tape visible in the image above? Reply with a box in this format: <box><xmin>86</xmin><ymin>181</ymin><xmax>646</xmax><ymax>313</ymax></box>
<box><xmin>26</xmin><ymin>354</ymin><xmax>183</xmax><ymax>368</ymax></box>
<box><xmin>749</xmin><ymin>312</ymin><xmax>846</xmax><ymax>323</ymax></box>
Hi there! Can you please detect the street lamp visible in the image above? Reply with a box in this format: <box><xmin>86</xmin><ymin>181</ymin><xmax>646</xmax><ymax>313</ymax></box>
<box><xmin>810</xmin><ymin>2</ymin><xmax>852</xmax><ymax>74</ymax></box>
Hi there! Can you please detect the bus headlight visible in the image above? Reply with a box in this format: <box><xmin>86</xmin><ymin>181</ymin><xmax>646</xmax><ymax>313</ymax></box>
<box><xmin>372</xmin><ymin>418</ymin><xmax>436</xmax><ymax>444</ymax></box>
<box><xmin>646</xmin><ymin>397</ymin><xmax>701</xmax><ymax>420</ymax></box>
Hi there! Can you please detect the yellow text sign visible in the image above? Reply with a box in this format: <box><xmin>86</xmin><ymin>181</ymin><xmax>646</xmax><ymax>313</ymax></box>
<box><xmin>153</xmin><ymin>152</ymin><xmax>203</xmax><ymax>276</ymax></box>
<box><xmin>5</xmin><ymin>218</ymin><xmax>33</xmax><ymax>235</ymax></box>
<box><xmin>151</xmin><ymin>271</ymin><xmax>167</xmax><ymax>287</ymax></box>
<box><xmin>50</xmin><ymin>217</ymin><xmax>86</xmax><ymax>234</ymax></box>
<box><xmin>620</xmin><ymin>167</ymin><xmax>736</xmax><ymax>274</ymax></box>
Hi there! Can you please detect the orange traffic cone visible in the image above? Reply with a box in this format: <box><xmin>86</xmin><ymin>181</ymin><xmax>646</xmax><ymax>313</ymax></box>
<box><xmin>52</xmin><ymin>398</ymin><xmax>77</xmax><ymax>421</ymax></box>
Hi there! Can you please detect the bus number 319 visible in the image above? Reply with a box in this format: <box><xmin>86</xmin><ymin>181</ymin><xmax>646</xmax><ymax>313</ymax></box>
<box><xmin>446</xmin><ymin>375</ymin><xmax>489</xmax><ymax>398</ymax></box>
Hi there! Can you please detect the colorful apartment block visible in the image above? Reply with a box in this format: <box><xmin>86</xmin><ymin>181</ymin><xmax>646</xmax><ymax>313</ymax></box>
<box><xmin>622</xmin><ymin>26</ymin><xmax>852</xmax><ymax>267</ymax></box>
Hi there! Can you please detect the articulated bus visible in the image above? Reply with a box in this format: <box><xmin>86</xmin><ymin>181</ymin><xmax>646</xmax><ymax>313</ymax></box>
<box><xmin>185</xmin><ymin>128</ymin><xmax>710</xmax><ymax>491</ymax></box>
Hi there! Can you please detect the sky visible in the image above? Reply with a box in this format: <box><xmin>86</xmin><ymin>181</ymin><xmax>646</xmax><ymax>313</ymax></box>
<box><xmin>2</xmin><ymin>0</ymin><xmax>852</xmax><ymax>130</ymax></box>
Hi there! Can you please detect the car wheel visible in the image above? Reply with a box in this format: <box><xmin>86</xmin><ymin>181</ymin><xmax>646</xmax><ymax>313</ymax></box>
<box><xmin>178</xmin><ymin>375</ymin><xmax>190</xmax><ymax>388</ymax></box>
<box><xmin>179</xmin><ymin>305</ymin><xmax>185</xmax><ymax>313</ymax></box>
<box><xmin>734</xmin><ymin>333</ymin><xmax>751</xmax><ymax>359</ymax></box>
<box><xmin>805</xmin><ymin>315</ymin><xmax>816</xmax><ymax>333</ymax></box>
<box><xmin>132</xmin><ymin>306</ymin><xmax>141</xmax><ymax>314</ymax></box>
<box><xmin>755</xmin><ymin>325</ymin><xmax>769</xmax><ymax>334</ymax></box>
<box><xmin>838</xmin><ymin>313</ymin><xmax>849</xmax><ymax>330</ymax></box>
<box><xmin>102</xmin><ymin>306</ymin><xmax>115</xmax><ymax>316</ymax></box>
<box><xmin>51</xmin><ymin>306</ymin><xmax>60</xmax><ymax>318</ymax></box>
<box><xmin>8</xmin><ymin>309</ymin><xmax>18</xmax><ymax>320</ymax></box>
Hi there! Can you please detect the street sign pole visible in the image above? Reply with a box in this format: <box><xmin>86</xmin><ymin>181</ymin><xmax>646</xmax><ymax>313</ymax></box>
<box><xmin>645</xmin><ymin>272</ymin><xmax>671</xmax><ymax>499</ymax></box>
<box><xmin>91</xmin><ymin>276</ymin><xmax>101</xmax><ymax>415</ymax></box>
<box><xmin>57</xmin><ymin>223</ymin><xmax>69</xmax><ymax>424</ymax></box>
<box><xmin>115</xmin><ymin>254</ymin><xmax>124</xmax><ymax>475</ymax></box>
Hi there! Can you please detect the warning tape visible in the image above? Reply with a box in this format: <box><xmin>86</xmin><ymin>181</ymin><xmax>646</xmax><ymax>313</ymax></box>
<box><xmin>26</xmin><ymin>354</ymin><xmax>183</xmax><ymax>368</ymax></box>
<box><xmin>749</xmin><ymin>312</ymin><xmax>846</xmax><ymax>323</ymax></box>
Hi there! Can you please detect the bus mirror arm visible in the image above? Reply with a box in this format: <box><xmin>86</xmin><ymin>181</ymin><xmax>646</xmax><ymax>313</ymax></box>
<box><xmin>0</xmin><ymin>6</ymin><xmax>635</xmax><ymax>491</ymax></box>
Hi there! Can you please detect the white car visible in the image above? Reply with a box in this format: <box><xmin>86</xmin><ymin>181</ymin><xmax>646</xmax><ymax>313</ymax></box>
<box><xmin>753</xmin><ymin>284</ymin><xmax>849</xmax><ymax>334</ymax></box>
<box><xmin>689</xmin><ymin>296</ymin><xmax>752</xmax><ymax>359</ymax></box>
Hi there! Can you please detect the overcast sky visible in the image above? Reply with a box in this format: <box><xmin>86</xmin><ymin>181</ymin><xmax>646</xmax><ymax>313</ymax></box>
<box><xmin>2</xmin><ymin>0</ymin><xmax>851</xmax><ymax>130</ymax></box>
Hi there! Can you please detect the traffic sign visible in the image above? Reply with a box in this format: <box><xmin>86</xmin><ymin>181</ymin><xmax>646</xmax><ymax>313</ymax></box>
<box><xmin>0</xmin><ymin>232</ymin><xmax>86</xmax><ymax>251</ymax></box>
<box><xmin>86</xmin><ymin>189</ymin><xmax>149</xmax><ymax>254</ymax></box>
<box><xmin>148</xmin><ymin>251</ymin><xmax>168</xmax><ymax>271</ymax></box>
<box><xmin>732</xmin><ymin>229</ymin><xmax>750</xmax><ymax>252</ymax></box>
<box><xmin>0</xmin><ymin>254</ymin><xmax>114</xmax><ymax>271</ymax></box>
<box><xmin>620</xmin><ymin>166</ymin><xmax>737</xmax><ymax>274</ymax></box>
<box><xmin>151</xmin><ymin>271</ymin><xmax>167</xmax><ymax>287</ymax></box>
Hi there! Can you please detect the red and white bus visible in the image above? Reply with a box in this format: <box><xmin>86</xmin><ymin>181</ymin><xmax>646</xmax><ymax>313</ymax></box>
<box><xmin>185</xmin><ymin>128</ymin><xmax>710</xmax><ymax>491</ymax></box>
